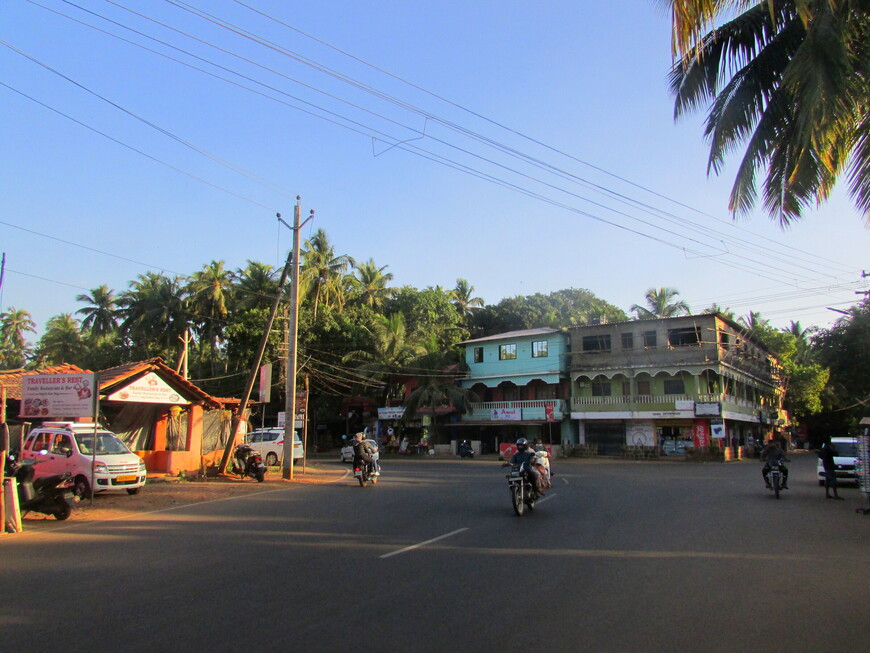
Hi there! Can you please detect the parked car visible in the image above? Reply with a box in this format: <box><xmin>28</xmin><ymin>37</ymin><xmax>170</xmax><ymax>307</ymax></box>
<box><xmin>21</xmin><ymin>422</ymin><xmax>147</xmax><ymax>498</ymax></box>
<box><xmin>340</xmin><ymin>439</ymin><xmax>378</xmax><ymax>463</ymax></box>
<box><xmin>245</xmin><ymin>428</ymin><xmax>303</xmax><ymax>467</ymax></box>
<box><xmin>816</xmin><ymin>437</ymin><xmax>859</xmax><ymax>486</ymax></box>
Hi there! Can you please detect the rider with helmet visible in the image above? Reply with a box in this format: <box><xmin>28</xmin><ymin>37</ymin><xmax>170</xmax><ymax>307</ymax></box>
<box><xmin>352</xmin><ymin>432</ymin><xmax>379</xmax><ymax>475</ymax></box>
<box><xmin>507</xmin><ymin>437</ymin><xmax>543</xmax><ymax>494</ymax></box>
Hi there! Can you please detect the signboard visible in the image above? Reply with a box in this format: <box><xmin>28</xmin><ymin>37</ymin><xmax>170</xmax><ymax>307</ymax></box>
<box><xmin>277</xmin><ymin>412</ymin><xmax>304</xmax><ymax>429</ymax></box>
<box><xmin>258</xmin><ymin>364</ymin><xmax>272</xmax><ymax>403</ymax></box>
<box><xmin>692</xmin><ymin>419</ymin><xmax>711</xmax><ymax>448</ymax></box>
<box><xmin>710</xmin><ymin>419</ymin><xmax>726</xmax><ymax>439</ymax></box>
<box><xmin>20</xmin><ymin>373</ymin><xmax>96</xmax><ymax>418</ymax></box>
<box><xmin>695</xmin><ymin>402</ymin><xmax>722</xmax><ymax>417</ymax></box>
<box><xmin>545</xmin><ymin>403</ymin><xmax>555</xmax><ymax>422</ymax></box>
<box><xmin>378</xmin><ymin>407</ymin><xmax>405</xmax><ymax>420</ymax></box>
<box><xmin>500</xmin><ymin>442</ymin><xmax>553</xmax><ymax>460</ymax></box>
<box><xmin>491</xmin><ymin>408</ymin><xmax>521</xmax><ymax>421</ymax></box>
<box><xmin>107</xmin><ymin>372</ymin><xmax>186</xmax><ymax>404</ymax></box>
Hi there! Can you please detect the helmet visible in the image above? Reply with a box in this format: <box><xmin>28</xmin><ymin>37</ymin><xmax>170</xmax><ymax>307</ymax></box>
<box><xmin>516</xmin><ymin>437</ymin><xmax>529</xmax><ymax>451</ymax></box>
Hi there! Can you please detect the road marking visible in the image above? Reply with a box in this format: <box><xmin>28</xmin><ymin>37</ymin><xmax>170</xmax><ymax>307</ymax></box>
<box><xmin>380</xmin><ymin>527</ymin><xmax>469</xmax><ymax>559</ymax></box>
<box><xmin>536</xmin><ymin>492</ymin><xmax>557</xmax><ymax>505</ymax></box>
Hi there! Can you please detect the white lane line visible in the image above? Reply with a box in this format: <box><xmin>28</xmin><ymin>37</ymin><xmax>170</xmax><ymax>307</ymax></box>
<box><xmin>535</xmin><ymin>492</ymin><xmax>557</xmax><ymax>505</ymax></box>
<box><xmin>380</xmin><ymin>527</ymin><xmax>469</xmax><ymax>559</ymax></box>
<box><xmin>560</xmin><ymin>476</ymin><xmax>568</xmax><ymax>485</ymax></box>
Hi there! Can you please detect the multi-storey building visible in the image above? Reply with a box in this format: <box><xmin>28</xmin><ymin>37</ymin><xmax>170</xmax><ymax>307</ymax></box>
<box><xmin>457</xmin><ymin>328</ymin><xmax>572</xmax><ymax>453</ymax></box>
<box><xmin>568</xmin><ymin>314</ymin><xmax>784</xmax><ymax>455</ymax></box>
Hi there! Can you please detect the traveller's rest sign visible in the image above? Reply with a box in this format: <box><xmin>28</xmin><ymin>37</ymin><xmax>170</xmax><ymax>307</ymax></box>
<box><xmin>107</xmin><ymin>372</ymin><xmax>187</xmax><ymax>404</ymax></box>
<box><xmin>20</xmin><ymin>373</ymin><xmax>96</xmax><ymax>418</ymax></box>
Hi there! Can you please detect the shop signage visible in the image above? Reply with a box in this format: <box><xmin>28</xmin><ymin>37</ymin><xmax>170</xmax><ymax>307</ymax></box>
<box><xmin>710</xmin><ymin>419</ymin><xmax>726</xmax><ymax>439</ymax></box>
<box><xmin>20</xmin><ymin>373</ymin><xmax>96</xmax><ymax>418</ymax></box>
<box><xmin>695</xmin><ymin>402</ymin><xmax>722</xmax><ymax>417</ymax></box>
<box><xmin>378</xmin><ymin>407</ymin><xmax>405</xmax><ymax>420</ymax></box>
<box><xmin>491</xmin><ymin>408</ymin><xmax>521</xmax><ymax>421</ymax></box>
<box><xmin>692</xmin><ymin>419</ymin><xmax>711</xmax><ymax>447</ymax></box>
<box><xmin>107</xmin><ymin>372</ymin><xmax>186</xmax><ymax>404</ymax></box>
<box><xmin>545</xmin><ymin>403</ymin><xmax>555</xmax><ymax>422</ymax></box>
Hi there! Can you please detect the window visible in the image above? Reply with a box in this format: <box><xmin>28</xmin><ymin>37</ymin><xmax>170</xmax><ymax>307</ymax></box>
<box><xmin>643</xmin><ymin>331</ymin><xmax>657</xmax><ymax>349</ymax></box>
<box><xmin>636</xmin><ymin>380</ymin><xmax>651</xmax><ymax>395</ymax></box>
<box><xmin>51</xmin><ymin>434</ymin><xmax>72</xmax><ymax>455</ymax></box>
<box><xmin>720</xmin><ymin>332</ymin><xmax>731</xmax><ymax>350</ymax></box>
<box><xmin>582</xmin><ymin>334</ymin><xmax>611</xmax><ymax>353</ymax></box>
<box><xmin>473</xmin><ymin>347</ymin><xmax>484</xmax><ymax>363</ymax></box>
<box><xmin>499</xmin><ymin>344</ymin><xmax>517</xmax><ymax>360</ymax></box>
<box><xmin>663</xmin><ymin>378</ymin><xmax>685</xmax><ymax>394</ymax></box>
<box><xmin>30</xmin><ymin>432</ymin><xmax>53</xmax><ymax>452</ymax></box>
<box><xmin>532</xmin><ymin>340</ymin><xmax>549</xmax><ymax>358</ymax></box>
<box><xmin>535</xmin><ymin>384</ymin><xmax>556</xmax><ymax>400</ymax></box>
<box><xmin>668</xmin><ymin>327</ymin><xmax>701</xmax><ymax>347</ymax></box>
<box><xmin>591</xmin><ymin>382</ymin><xmax>612</xmax><ymax>396</ymax></box>
<box><xmin>622</xmin><ymin>381</ymin><xmax>631</xmax><ymax>396</ymax></box>
<box><xmin>621</xmin><ymin>332</ymin><xmax>634</xmax><ymax>350</ymax></box>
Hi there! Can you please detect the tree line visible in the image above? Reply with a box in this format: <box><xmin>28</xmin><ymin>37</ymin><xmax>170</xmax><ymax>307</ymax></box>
<box><xmin>0</xmin><ymin>230</ymin><xmax>864</xmax><ymax>433</ymax></box>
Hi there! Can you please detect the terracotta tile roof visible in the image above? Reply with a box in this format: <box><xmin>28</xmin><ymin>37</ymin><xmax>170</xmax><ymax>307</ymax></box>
<box><xmin>0</xmin><ymin>364</ymin><xmax>89</xmax><ymax>400</ymax></box>
<box><xmin>98</xmin><ymin>358</ymin><xmax>223</xmax><ymax>409</ymax></box>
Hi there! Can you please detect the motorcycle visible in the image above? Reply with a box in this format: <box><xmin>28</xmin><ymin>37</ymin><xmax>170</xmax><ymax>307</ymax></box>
<box><xmin>353</xmin><ymin>459</ymin><xmax>379</xmax><ymax>487</ymax></box>
<box><xmin>458</xmin><ymin>440</ymin><xmax>475</xmax><ymax>458</ymax></box>
<box><xmin>5</xmin><ymin>454</ymin><xmax>76</xmax><ymax>520</ymax></box>
<box><xmin>506</xmin><ymin>462</ymin><xmax>538</xmax><ymax>516</ymax></box>
<box><xmin>765</xmin><ymin>460</ymin><xmax>787</xmax><ymax>499</ymax></box>
<box><xmin>228</xmin><ymin>444</ymin><xmax>266</xmax><ymax>482</ymax></box>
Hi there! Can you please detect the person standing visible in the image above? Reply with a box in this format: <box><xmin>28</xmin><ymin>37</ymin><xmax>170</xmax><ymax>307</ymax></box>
<box><xmin>819</xmin><ymin>439</ymin><xmax>844</xmax><ymax>500</ymax></box>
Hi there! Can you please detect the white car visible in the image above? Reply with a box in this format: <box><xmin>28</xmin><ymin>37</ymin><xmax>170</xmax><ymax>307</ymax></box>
<box><xmin>340</xmin><ymin>439</ymin><xmax>378</xmax><ymax>463</ymax></box>
<box><xmin>21</xmin><ymin>422</ymin><xmax>147</xmax><ymax>498</ymax></box>
<box><xmin>816</xmin><ymin>437</ymin><xmax>859</xmax><ymax>486</ymax></box>
<box><xmin>245</xmin><ymin>428</ymin><xmax>304</xmax><ymax>467</ymax></box>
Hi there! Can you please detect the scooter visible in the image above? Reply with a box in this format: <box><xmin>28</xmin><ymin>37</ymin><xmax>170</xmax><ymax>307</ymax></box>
<box><xmin>228</xmin><ymin>444</ymin><xmax>266</xmax><ymax>482</ymax></box>
<box><xmin>5</xmin><ymin>454</ymin><xmax>76</xmax><ymax>520</ymax></box>
<box><xmin>458</xmin><ymin>440</ymin><xmax>475</xmax><ymax>458</ymax></box>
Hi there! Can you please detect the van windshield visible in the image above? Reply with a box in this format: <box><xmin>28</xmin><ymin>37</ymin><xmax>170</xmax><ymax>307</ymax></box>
<box><xmin>832</xmin><ymin>442</ymin><xmax>858</xmax><ymax>457</ymax></box>
<box><xmin>75</xmin><ymin>432</ymin><xmax>131</xmax><ymax>455</ymax></box>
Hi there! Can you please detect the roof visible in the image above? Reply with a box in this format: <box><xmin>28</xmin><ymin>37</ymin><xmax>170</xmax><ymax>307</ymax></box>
<box><xmin>98</xmin><ymin>358</ymin><xmax>223</xmax><ymax>409</ymax></box>
<box><xmin>459</xmin><ymin>328</ymin><xmax>561</xmax><ymax>345</ymax></box>
<box><xmin>0</xmin><ymin>364</ymin><xmax>89</xmax><ymax>400</ymax></box>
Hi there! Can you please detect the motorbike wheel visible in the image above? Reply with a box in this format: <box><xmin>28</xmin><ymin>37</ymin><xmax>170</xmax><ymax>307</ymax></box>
<box><xmin>526</xmin><ymin>490</ymin><xmax>536</xmax><ymax>512</ymax></box>
<box><xmin>54</xmin><ymin>497</ymin><xmax>72</xmax><ymax>521</ymax></box>
<box><xmin>512</xmin><ymin>485</ymin><xmax>524</xmax><ymax>516</ymax></box>
<box><xmin>773</xmin><ymin>475</ymin><xmax>781</xmax><ymax>499</ymax></box>
<box><xmin>357</xmin><ymin>475</ymin><xmax>366</xmax><ymax>487</ymax></box>
<box><xmin>73</xmin><ymin>475</ymin><xmax>92</xmax><ymax>500</ymax></box>
<box><xmin>255</xmin><ymin>469</ymin><xmax>265</xmax><ymax>483</ymax></box>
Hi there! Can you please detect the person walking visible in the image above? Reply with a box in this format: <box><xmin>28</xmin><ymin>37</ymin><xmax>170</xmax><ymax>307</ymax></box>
<box><xmin>819</xmin><ymin>439</ymin><xmax>844</xmax><ymax>500</ymax></box>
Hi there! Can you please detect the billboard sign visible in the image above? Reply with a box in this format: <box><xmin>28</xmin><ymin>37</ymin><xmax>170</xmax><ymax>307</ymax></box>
<box><xmin>20</xmin><ymin>373</ymin><xmax>96</xmax><ymax>418</ymax></box>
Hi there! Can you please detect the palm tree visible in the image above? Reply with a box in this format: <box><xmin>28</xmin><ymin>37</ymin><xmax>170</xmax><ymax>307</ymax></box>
<box><xmin>350</xmin><ymin>259</ymin><xmax>394</xmax><ymax>310</ymax></box>
<box><xmin>630</xmin><ymin>288</ymin><xmax>690</xmax><ymax>319</ymax></box>
<box><xmin>75</xmin><ymin>285</ymin><xmax>118</xmax><ymax>339</ymax></box>
<box><xmin>36</xmin><ymin>314</ymin><xmax>86</xmax><ymax>365</ymax></box>
<box><xmin>783</xmin><ymin>320</ymin><xmax>815</xmax><ymax>363</ymax></box>
<box><xmin>342</xmin><ymin>313</ymin><xmax>426</xmax><ymax>405</ymax></box>
<box><xmin>738</xmin><ymin>311</ymin><xmax>769</xmax><ymax>336</ymax></box>
<box><xmin>451</xmin><ymin>278</ymin><xmax>484</xmax><ymax>323</ymax></box>
<box><xmin>188</xmin><ymin>260</ymin><xmax>233</xmax><ymax>375</ymax></box>
<box><xmin>117</xmin><ymin>272</ymin><xmax>190</xmax><ymax>360</ymax></box>
<box><xmin>667</xmin><ymin>1</ymin><xmax>870</xmax><ymax>223</ymax></box>
<box><xmin>300</xmin><ymin>229</ymin><xmax>355</xmax><ymax>320</ymax></box>
<box><xmin>233</xmin><ymin>261</ymin><xmax>279</xmax><ymax>312</ymax></box>
<box><xmin>703</xmin><ymin>303</ymin><xmax>737</xmax><ymax>320</ymax></box>
<box><xmin>0</xmin><ymin>307</ymin><xmax>36</xmax><ymax>368</ymax></box>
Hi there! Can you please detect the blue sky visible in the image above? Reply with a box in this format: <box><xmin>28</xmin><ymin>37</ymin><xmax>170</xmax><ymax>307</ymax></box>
<box><xmin>1</xmin><ymin>0</ymin><xmax>867</xmax><ymax>342</ymax></box>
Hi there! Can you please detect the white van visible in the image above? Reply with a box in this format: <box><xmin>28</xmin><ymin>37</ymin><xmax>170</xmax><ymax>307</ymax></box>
<box><xmin>21</xmin><ymin>422</ymin><xmax>147</xmax><ymax>498</ymax></box>
<box><xmin>816</xmin><ymin>436</ymin><xmax>859</xmax><ymax>486</ymax></box>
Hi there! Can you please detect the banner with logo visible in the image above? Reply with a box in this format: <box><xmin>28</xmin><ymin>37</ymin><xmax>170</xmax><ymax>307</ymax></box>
<box><xmin>692</xmin><ymin>419</ymin><xmax>711</xmax><ymax>448</ymax></box>
<box><xmin>491</xmin><ymin>408</ymin><xmax>521</xmax><ymax>421</ymax></box>
<box><xmin>106</xmin><ymin>372</ymin><xmax>186</xmax><ymax>404</ymax></box>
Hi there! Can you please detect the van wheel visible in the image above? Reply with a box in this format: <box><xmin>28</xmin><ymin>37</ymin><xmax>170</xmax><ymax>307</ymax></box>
<box><xmin>126</xmin><ymin>487</ymin><xmax>140</xmax><ymax>495</ymax></box>
<box><xmin>265</xmin><ymin>453</ymin><xmax>278</xmax><ymax>467</ymax></box>
<box><xmin>74</xmin><ymin>476</ymin><xmax>92</xmax><ymax>499</ymax></box>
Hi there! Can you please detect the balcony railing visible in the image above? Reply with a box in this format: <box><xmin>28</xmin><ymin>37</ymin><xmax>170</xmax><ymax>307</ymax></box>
<box><xmin>465</xmin><ymin>399</ymin><xmax>566</xmax><ymax>421</ymax></box>
<box><xmin>570</xmin><ymin>393</ymin><xmax>759</xmax><ymax>409</ymax></box>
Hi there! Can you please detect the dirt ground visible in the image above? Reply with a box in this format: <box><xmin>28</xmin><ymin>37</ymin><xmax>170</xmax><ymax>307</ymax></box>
<box><xmin>15</xmin><ymin>463</ymin><xmax>348</xmax><ymax>524</ymax></box>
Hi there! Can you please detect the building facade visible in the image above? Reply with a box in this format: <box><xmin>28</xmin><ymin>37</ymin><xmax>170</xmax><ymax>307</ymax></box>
<box><xmin>568</xmin><ymin>314</ymin><xmax>784</xmax><ymax>455</ymax></box>
<box><xmin>458</xmin><ymin>328</ymin><xmax>572</xmax><ymax>452</ymax></box>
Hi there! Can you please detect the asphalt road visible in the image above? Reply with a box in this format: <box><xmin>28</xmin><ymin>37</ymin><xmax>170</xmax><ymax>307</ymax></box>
<box><xmin>1</xmin><ymin>453</ymin><xmax>867</xmax><ymax>652</ymax></box>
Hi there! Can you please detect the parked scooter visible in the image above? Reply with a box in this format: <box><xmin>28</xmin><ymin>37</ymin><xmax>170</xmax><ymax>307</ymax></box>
<box><xmin>228</xmin><ymin>444</ymin><xmax>266</xmax><ymax>482</ymax></box>
<box><xmin>458</xmin><ymin>440</ymin><xmax>475</xmax><ymax>458</ymax></box>
<box><xmin>5</xmin><ymin>454</ymin><xmax>76</xmax><ymax>520</ymax></box>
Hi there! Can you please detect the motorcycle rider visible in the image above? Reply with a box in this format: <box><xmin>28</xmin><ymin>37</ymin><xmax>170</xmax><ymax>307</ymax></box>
<box><xmin>506</xmin><ymin>437</ymin><xmax>543</xmax><ymax>495</ymax></box>
<box><xmin>352</xmin><ymin>432</ymin><xmax>379</xmax><ymax>476</ymax></box>
<box><xmin>760</xmin><ymin>438</ymin><xmax>789</xmax><ymax>489</ymax></box>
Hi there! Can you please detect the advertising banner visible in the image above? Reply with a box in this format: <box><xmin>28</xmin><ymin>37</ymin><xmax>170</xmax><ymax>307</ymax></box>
<box><xmin>106</xmin><ymin>372</ymin><xmax>186</xmax><ymax>404</ymax></box>
<box><xmin>710</xmin><ymin>419</ymin><xmax>726</xmax><ymax>439</ymax></box>
<box><xmin>491</xmin><ymin>408</ymin><xmax>521</xmax><ymax>421</ymax></box>
<box><xmin>378</xmin><ymin>407</ymin><xmax>405</xmax><ymax>420</ymax></box>
<box><xmin>692</xmin><ymin>419</ymin><xmax>711</xmax><ymax>448</ymax></box>
<box><xmin>545</xmin><ymin>403</ymin><xmax>555</xmax><ymax>422</ymax></box>
<box><xmin>20</xmin><ymin>373</ymin><xmax>96</xmax><ymax>418</ymax></box>
<box><xmin>258</xmin><ymin>364</ymin><xmax>272</xmax><ymax>403</ymax></box>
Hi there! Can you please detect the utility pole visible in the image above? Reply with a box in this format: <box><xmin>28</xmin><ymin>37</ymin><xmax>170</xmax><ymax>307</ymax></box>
<box><xmin>280</xmin><ymin>197</ymin><xmax>313</xmax><ymax>480</ymax></box>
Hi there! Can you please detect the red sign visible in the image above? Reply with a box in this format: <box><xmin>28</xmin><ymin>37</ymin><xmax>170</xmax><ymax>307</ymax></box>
<box><xmin>692</xmin><ymin>419</ymin><xmax>711</xmax><ymax>448</ymax></box>
<box><xmin>500</xmin><ymin>442</ymin><xmax>553</xmax><ymax>459</ymax></box>
<box><xmin>545</xmin><ymin>403</ymin><xmax>555</xmax><ymax>422</ymax></box>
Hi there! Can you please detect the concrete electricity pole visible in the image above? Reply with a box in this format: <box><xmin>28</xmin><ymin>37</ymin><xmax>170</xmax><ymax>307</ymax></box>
<box><xmin>280</xmin><ymin>197</ymin><xmax>313</xmax><ymax>480</ymax></box>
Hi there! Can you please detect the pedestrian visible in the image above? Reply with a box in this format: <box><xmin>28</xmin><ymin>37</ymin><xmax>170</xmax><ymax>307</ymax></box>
<box><xmin>819</xmin><ymin>439</ymin><xmax>844</xmax><ymax>500</ymax></box>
